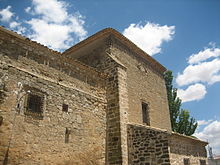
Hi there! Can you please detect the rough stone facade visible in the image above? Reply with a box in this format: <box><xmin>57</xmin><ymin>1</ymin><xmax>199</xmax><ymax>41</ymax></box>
<box><xmin>0</xmin><ymin>26</ymin><xmax>207</xmax><ymax>165</ymax></box>
<box><xmin>170</xmin><ymin>133</ymin><xmax>207</xmax><ymax>165</ymax></box>
<box><xmin>0</xmin><ymin>27</ymin><xmax>106</xmax><ymax>165</ymax></box>
<box><xmin>127</xmin><ymin>124</ymin><xmax>170</xmax><ymax>165</ymax></box>
<box><xmin>109</xmin><ymin>41</ymin><xmax>171</xmax><ymax>131</ymax></box>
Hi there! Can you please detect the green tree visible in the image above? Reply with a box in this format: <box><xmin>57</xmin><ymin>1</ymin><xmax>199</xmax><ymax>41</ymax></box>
<box><xmin>177</xmin><ymin>110</ymin><xmax>198</xmax><ymax>136</ymax></box>
<box><xmin>164</xmin><ymin>70</ymin><xmax>198</xmax><ymax>136</ymax></box>
<box><xmin>164</xmin><ymin>70</ymin><xmax>181</xmax><ymax>132</ymax></box>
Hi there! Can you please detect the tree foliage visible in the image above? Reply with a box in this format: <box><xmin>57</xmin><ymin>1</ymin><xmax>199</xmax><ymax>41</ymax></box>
<box><xmin>177</xmin><ymin>110</ymin><xmax>198</xmax><ymax>136</ymax></box>
<box><xmin>164</xmin><ymin>70</ymin><xmax>198</xmax><ymax>136</ymax></box>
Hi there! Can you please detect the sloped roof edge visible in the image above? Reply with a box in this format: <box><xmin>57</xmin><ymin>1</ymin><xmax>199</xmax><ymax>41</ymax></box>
<box><xmin>0</xmin><ymin>26</ymin><xmax>107</xmax><ymax>78</ymax></box>
<box><xmin>0</xmin><ymin>26</ymin><xmax>61</xmax><ymax>55</ymax></box>
<box><xmin>63</xmin><ymin>28</ymin><xmax>167</xmax><ymax>73</ymax></box>
<box><xmin>172</xmin><ymin>132</ymin><xmax>208</xmax><ymax>145</ymax></box>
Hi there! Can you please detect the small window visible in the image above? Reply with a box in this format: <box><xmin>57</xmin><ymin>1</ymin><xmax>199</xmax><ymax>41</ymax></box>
<box><xmin>184</xmin><ymin>158</ymin><xmax>190</xmax><ymax>165</ymax></box>
<box><xmin>27</xmin><ymin>94</ymin><xmax>43</xmax><ymax>113</ymax></box>
<box><xmin>142</xmin><ymin>102</ymin><xmax>150</xmax><ymax>125</ymax></box>
<box><xmin>62</xmin><ymin>104</ymin><xmax>68</xmax><ymax>112</ymax></box>
<box><xmin>25</xmin><ymin>92</ymin><xmax>44</xmax><ymax>119</ymax></box>
<box><xmin>200</xmin><ymin>160</ymin><xmax>206</xmax><ymax>165</ymax></box>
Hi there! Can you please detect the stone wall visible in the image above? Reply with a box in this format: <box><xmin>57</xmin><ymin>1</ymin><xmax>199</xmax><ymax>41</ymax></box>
<box><xmin>0</xmin><ymin>27</ymin><xmax>208</xmax><ymax>165</ymax></box>
<box><xmin>208</xmin><ymin>158</ymin><xmax>220</xmax><ymax>165</ymax></box>
<box><xmin>97</xmin><ymin>53</ymin><xmax>129</xmax><ymax>165</ymax></box>
<box><xmin>0</xmin><ymin>27</ymin><xmax>105</xmax><ymax>89</ymax></box>
<box><xmin>0</xmin><ymin>35</ymin><xmax>107</xmax><ymax>164</ymax></box>
<box><xmin>170</xmin><ymin>133</ymin><xmax>207</xmax><ymax>165</ymax></box>
<box><xmin>127</xmin><ymin>124</ymin><xmax>171</xmax><ymax>165</ymax></box>
<box><xmin>66</xmin><ymin>38</ymin><xmax>130</xmax><ymax>164</ymax></box>
<box><xmin>110</xmin><ymin>38</ymin><xmax>171</xmax><ymax>131</ymax></box>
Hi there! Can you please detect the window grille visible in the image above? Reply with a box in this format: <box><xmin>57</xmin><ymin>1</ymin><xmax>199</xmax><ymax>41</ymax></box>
<box><xmin>25</xmin><ymin>92</ymin><xmax>44</xmax><ymax>119</ymax></box>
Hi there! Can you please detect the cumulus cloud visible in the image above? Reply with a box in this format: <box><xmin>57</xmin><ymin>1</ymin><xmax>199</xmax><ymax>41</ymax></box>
<box><xmin>0</xmin><ymin>0</ymin><xmax>87</xmax><ymax>51</ymax></box>
<box><xmin>0</xmin><ymin>6</ymin><xmax>26</xmax><ymax>34</ymax></box>
<box><xmin>26</xmin><ymin>0</ymin><xmax>87</xmax><ymax>50</ymax></box>
<box><xmin>177</xmin><ymin>83</ymin><xmax>207</xmax><ymax>103</ymax></box>
<box><xmin>31</xmin><ymin>0</ymin><xmax>68</xmax><ymax>23</ymax></box>
<box><xmin>176</xmin><ymin>44</ymin><xmax>220</xmax><ymax>102</ymax></box>
<box><xmin>176</xmin><ymin>58</ymin><xmax>220</xmax><ymax>86</ymax></box>
<box><xmin>0</xmin><ymin>6</ymin><xmax>14</xmax><ymax>22</ymax></box>
<box><xmin>27</xmin><ymin>19</ymin><xmax>72</xmax><ymax>49</ymax></box>
<box><xmin>188</xmin><ymin>47</ymin><xmax>220</xmax><ymax>64</ymax></box>
<box><xmin>123</xmin><ymin>22</ymin><xmax>175</xmax><ymax>55</ymax></box>
<box><xmin>8</xmin><ymin>21</ymin><xmax>26</xmax><ymax>34</ymax></box>
<box><xmin>194</xmin><ymin>120</ymin><xmax>220</xmax><ymax>155</ymax></box>
<box><xmin>197</xmin><ymin>119</ymin><xmax>213</xmax><ymax>126</ymax></box>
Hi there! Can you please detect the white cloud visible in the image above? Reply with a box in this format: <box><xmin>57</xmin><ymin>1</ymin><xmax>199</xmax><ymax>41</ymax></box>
<box><xmin>176</xmin><ymin>44</ymin><xmax>220</xmax><ymax>102</ymax></box>
<box><xmin>26</xmin><ymin>0</ymin><xmax>87</xmax><ymax>50</ymax></box>
<box><xmin>15</xmin><ymin>26</ymin><xmax>26</xmax><ymax>34</ymax></box>
<box><xmin>197</xmin><ymin>120</ymin><xmax>213</xmax><ymax>126</ymax></box>
<box><xmin>188</xmin><ymin>47</ymin><xmax>220</xmax><ymax>64</ymax></box>
<box><xmin>177</xmin><ymin>44</ymin><xmax>220</xmax><ymax>87</ymax></box>
<box><xmin>177</xmin><ymin>83</ymin><xmax>207</xmax><ymax>102</ymax></box>
<box><xmin>123</xmin><ymin>22</ymin><xmax>175</xmax><ymax>55</ymax></box>
<box><xmin>0</xmin><ymin>6</ymin><xmax>14</xmax><ymax>22</ymax></box>
<box><xmin>25</xmin><ymin>7</ymin><xmax>31</xmax><ymax>14</ymax></box>
<box><xmin>27</xmin><ymin>19</ymin><xmax>72</xmax><ymax>49</ymax></box>
<box><xmin>31</xmin><ymin>0</ymin><xmax>68</xmax><ymax>23</ymax></box>
<box><xmin>1</xmin><ymin>1</ymin><xmax>87</xmax><ymax>50</ymax></box>
<box><xmin>194</xmin><ymin>120</ymin><xmax>220</xmax><ymax>155</ymax></box>
<box><xmin>9</xmin><ymin>21</ymin><xmax>19</xmax><ymax>28</ymax></box>
<box><xmin>176</xmin><ymin>58</ymin><xmax>220</xmax><ymax>86</ymax></box>
<box><xmin>0</xmin><ymin>6</ymin><xmax>26</xmax><ymax>34</ymax></box>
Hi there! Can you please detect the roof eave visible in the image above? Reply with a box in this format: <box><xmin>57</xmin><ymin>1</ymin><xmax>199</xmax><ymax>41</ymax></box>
<box><xmin>63</xmin><ymin>28</ymin><xmax>167</xmax><ymax>74</ymax></box>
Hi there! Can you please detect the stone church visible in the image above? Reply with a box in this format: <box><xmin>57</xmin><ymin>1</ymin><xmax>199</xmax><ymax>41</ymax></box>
<box><xmin>0</xmin><ymin>26</ymin><xmax>207</xmax><ymax>165</ymax></box>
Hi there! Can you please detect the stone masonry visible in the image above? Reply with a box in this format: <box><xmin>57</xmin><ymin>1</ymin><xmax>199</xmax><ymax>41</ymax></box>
<box><xmin>0</xmin><ymin>26</ymin><xmax>208</xmax><ymax>165</ymax></box>
<box><xmin>127</xmin><ymin>124</ymin><xmax>170</xmax><ymax>165</ymax></box>
<box><xmin>0</xmin><ymin>27</ymin><xmax>106</xmax><ymax>164</ymax></box>
<box><xmin>170</xmin><ymin>133</ymin><xmax>207</xmax><ymax>165</ymax></box>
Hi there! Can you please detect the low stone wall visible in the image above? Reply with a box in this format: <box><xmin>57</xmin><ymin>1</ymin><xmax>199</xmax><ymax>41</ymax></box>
<box><xmin>127</xmin><ymin>124</ymin><xmax>171</xmax><ymax>165</ymax></box>
<box><xmin>170</xmin><ymin>133</ymin><xmax>208</xmax><ymax>165</ymax></box>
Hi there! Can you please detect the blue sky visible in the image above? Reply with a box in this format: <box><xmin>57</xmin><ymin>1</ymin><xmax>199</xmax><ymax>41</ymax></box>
<box><xmin>0</xmin><ymin>0</ymin><xmax>220</xmax><ymax>155</ymax></box>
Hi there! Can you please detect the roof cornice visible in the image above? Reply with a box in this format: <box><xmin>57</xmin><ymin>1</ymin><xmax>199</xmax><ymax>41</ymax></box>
<box><xmin>63</xmin><ymin>28</ymin><xmax>167</xmax><ymax>74</ymax></box>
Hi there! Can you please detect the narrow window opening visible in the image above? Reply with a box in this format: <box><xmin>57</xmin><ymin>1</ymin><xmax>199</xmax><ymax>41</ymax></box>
<box><xmin>142</xmin><ymin>102</ymin><xmax>150</xmax><ymax>125</ymax></box>
<box><xmin>184</xmin><ymin>158</ymin><xmax>190</xmax><ymax>165</ymax></box>
<box><xmin>199</xmin><ymin>160</ymin><xmax>206</xmax><ymax>165</ymax></box>
<box><xmin>65</xmin><ymin>128</ymin><xmax>70</xmax><ymax>143</ymax></box>
<box><xmin>62</xmin><ymin>104</ymin><xmax>68</xmax><ymax>112</ymax></box>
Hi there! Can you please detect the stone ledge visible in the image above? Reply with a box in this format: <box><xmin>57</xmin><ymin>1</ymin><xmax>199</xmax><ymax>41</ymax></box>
<box><xmin>127</xmin><ymin>122</ymin><xmax>171</xmax><ymax>134</ymax></box>
<box><xmin>171</xmin><ymin>132</ymin><xmax>208</xmax><ymax>145</ymax></box>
